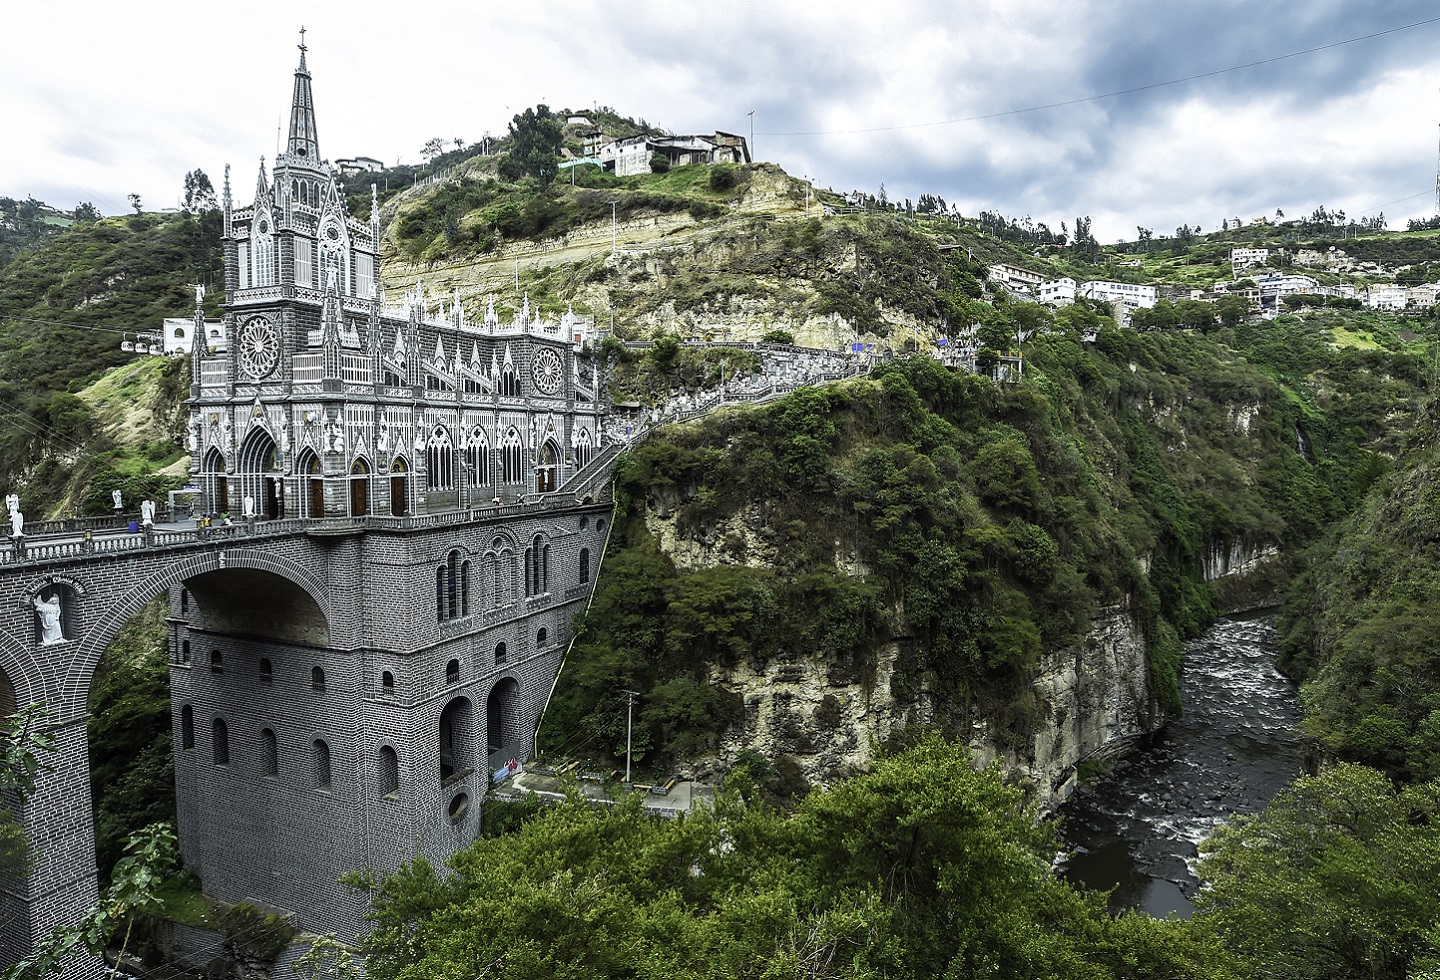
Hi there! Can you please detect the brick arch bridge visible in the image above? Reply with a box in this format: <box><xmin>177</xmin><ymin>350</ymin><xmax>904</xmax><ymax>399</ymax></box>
<box><xmin>0</xmin><ymin>500</ymin><xmax>610</xmax><ymax>971</ymax></box>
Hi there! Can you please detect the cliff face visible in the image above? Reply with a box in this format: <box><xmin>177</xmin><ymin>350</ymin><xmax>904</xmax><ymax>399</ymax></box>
<box><xmin>649</xmin><ymin>501</ymin><xmax>1163</xmax><ymax>811</ymax></box>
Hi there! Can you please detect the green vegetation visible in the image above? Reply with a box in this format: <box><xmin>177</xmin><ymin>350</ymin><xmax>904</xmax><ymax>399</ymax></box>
<box><xmin>550</xmin><ymin>321</ymin><xmax>1375</xmax><ymax>769</ymax></box>
<box><xmin>354</xmin><ymin>735</ymin><xmax>1240</xmax><ymax>980</ymax></box>
<box><xmin>0</xmin><ymin>705</ymin><xmax>56</xmax><ymax>880</ymax></box>
<box><xmin>88</xmin><ymin>598</ymin><xmax>175</xmax><ymax>875</ymax></box>
<box><xmin>389</xmin><ymin>163</ymin><xmax>751</xmax><ymax>263</ymax></box>
<box><xmin>0</xmin><ymin>209</ymin><xmax>218</xmax><ymax>510</ymax></box>
<box><xmin>1196</xmin><ymin>765</ymin><xmax>1440</xmax><ymax>980</ymax></box>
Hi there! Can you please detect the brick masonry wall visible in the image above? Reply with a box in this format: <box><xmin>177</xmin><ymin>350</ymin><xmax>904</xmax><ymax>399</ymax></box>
<box><xmin>0</xmin><ymin>500</ymin><xmax>613</xmax><ymax>962</ymax></box>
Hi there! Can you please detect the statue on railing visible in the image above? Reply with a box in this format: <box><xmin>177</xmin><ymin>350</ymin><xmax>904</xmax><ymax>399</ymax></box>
<box><xmin>8</xmin><ymin>507</ymin><xmax>22</xmax><ymax>538</ymax></box>
<box><xmin>140</xmin><ymin>499</ymin><xmax>156</xmax><ymax>526</ymax></box>
<box><xmin>33</xmin><ymin>592</ymin><xmax>64</xmax><ymax>644</ymax></box>
<box><xmin>112</xmin><ymin>489</ymin><xmax>123</xmax><ymax>511</ymax></box>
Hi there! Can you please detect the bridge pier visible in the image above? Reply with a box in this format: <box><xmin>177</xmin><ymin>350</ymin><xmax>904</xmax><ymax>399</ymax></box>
<box><xmin>2</xmin><ymin>716</ymin><xmax>102</xmax><ymax>979</ymax></box>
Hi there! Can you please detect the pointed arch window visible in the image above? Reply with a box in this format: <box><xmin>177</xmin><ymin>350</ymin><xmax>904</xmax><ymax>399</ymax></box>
<box><xmin>181</xmin><ymin>705</ymin><xmax>194</xmax><ymax>750</ymax></box>
<box><xmin>574</xmin><ymin>427</ymin><xmax>594</xmax><ymax>467</ymax></box>
<box><xmin>427</xmin><ymin>426</ymin><xmax>455</xmax><ymax>491</ymax></box>
<box><xmin>438</xmin><ymin>549</ymin><xmax>469</xmax><ymax>622</ymax></box>
<box><xmin>500</xmin><ymin>364</ymin><xmax>520</xmax><ymax>397</ymax></box>
<box><xmin>251</xmin><ymin>217</ymin><xmax>275</xmax><ymax>287</ymax></box>
<box><xmin>501</xmin><ymin>428</ymin><xmax>524</xmax><ymax>485</ymax></box>
<box><xmin>536</xmin><ymin>440</ymin><xmax>559</xmax><ymax>494</ymax></box>
<box><xmin>466</xmin><ymin>427</ymin><xmax>491</xmax><ymax>487</ymax></box>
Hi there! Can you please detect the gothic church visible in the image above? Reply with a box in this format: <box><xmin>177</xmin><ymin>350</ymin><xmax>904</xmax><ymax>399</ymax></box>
<box><xmin>169</xmin><ymin>39</ymin><xmax>613</xmax><ymax>939</ymax></box>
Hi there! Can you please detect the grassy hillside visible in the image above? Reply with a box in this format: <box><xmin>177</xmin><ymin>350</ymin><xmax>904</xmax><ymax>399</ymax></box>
<box><xmin>0</xmin><ymin>210</ymin><xmax>217</xmax><ymax>510</ymax></box>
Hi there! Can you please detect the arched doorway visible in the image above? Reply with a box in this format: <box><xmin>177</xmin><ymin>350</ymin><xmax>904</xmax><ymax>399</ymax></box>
<box><xmin>536</xmin><ymin>440</ymin><xmax>559</xmax><ymax>494</ymax></box>
<box><xmin>486</xmin><ymin>677</ymin><xmax>521</xmax><ymax>762</ymax></box>
<box><xmin>202</xmin><ymin>447</ymin><xmax>228</xmax><ymax>515</ymax></box>
<box><xmin>389</xmin><ymin>457</ymin><xmax>408</xmax><ymax>517</ymax></box>
<box><xmin>237</xmin><ymin>430</ymin><xmax>280</xmax><ymax>520</ymax></box>
<box><xmin>438</xmin><ymin>696</ymin><xmax>474</xmax><ymax>782</ymax></box>
<box><xmin>349</xmin><ymin>458</ymin><xmax>370</xmax><ymax>517</ymax></box>
<box><xmin>299</xmin><ymin>451</ymin><xmax>323</xmax><ymax>518</ymax></box>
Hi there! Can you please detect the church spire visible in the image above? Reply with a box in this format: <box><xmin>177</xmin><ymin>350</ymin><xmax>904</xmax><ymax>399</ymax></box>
<box><xmin>286</xmin><ymin>27</ymin><xmax>320</xmax><ymax>164</ymax></box>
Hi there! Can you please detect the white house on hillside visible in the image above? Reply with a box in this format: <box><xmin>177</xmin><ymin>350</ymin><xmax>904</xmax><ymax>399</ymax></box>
<box><xmin>987</xmin><ymin>263</ymin><xmax>1045</xmax><ymax>291</ymax></box>
<box><xmin>1230</xmin><ymin>247</ymin><xmax>1269</xmax><ymax>272</ymax></box>
<box><xmin>1368</xmin><ymin>283</ymin><xmax>1408</xmax><ymax>310</ymax></box>
<box><xmin>1080</xmin><ymin>280</ymin><xmax>1157</xmax><ymax>310</ymax></box>
<box><xmin>1037</xmin><ymin>277</ymin><xmax>1076</xmax><ymax>306</ymax></box>
<box><xmin>163</xmin><ymin>317</ymin><xmax>226</xmax><ymax>355</ymax></box>
<box><xmin>598</xmin><ymin>132</ymin><xmax>750</xmax><ymax>176</ymax></box>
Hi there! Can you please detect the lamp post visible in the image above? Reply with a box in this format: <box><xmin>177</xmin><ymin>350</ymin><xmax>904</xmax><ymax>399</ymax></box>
<box><xmin>747</xmin><ymin>110</ymin><xmax>754</xmax><ymax>163</ymax></box>
<box><xmin>623</xmin><ymin>689</ymin><xmax>640</xmax><ymax>783</ymax></box>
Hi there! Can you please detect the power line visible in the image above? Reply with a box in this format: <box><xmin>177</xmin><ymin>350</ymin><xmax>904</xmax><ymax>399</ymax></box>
<box><xmin>761</xmin><ymin>15</ymin><xmax>1440</xmax><ymax>137</ymax></box>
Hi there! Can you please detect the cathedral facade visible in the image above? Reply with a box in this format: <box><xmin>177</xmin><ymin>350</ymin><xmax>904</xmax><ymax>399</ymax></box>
<box><xmin>189</xmin><ymin>44</ymin><xmax>604</xmax><ymax>522</ymax></box>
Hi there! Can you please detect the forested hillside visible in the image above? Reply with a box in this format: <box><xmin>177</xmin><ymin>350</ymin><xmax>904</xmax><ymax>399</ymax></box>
<box><xmin>0</xmin><ymin>210</ymin><xmax>219</xmax><ymax>511</ymax></box>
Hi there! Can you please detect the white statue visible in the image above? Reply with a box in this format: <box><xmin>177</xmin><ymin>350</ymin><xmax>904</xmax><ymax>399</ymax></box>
<box><xmin>279</xmin><ymin>420</ymin><xmax>291</xmax><ymax>454</ymax></box>
<box><xmin>140</xmin><ymin>499</ymin><xmax>155</xmax><ymax>526</ymax></box>
<box><xmin>325</xmin><ymin>418</ymin><xmax>345</xmax><ymax>454</ymax></box>
<box><xmin>243</xmin><ymin>495</ymin><xmax>256</xmax><ymax>518</ymax></box>
<box><xmin>9</xmin><ymin>508</ymin><xmax>22</xmax><ymax>538</ymax></box>
<box><xmin>377</xmin><ymin>420</ymin><xmax>390</xmax><ymax>453</ymax></box>
<box><xmin>33</xmin><ymin>593</ymin><xmax>63</xmax><ymax>644</ymax></box>
<box><xmin>187</xmin><ymin>417</ymin><xmax>200</xmax><ymax>452</ymax></box>
<box><xmin>111</xmin><ymin>489</ymin><xmax>123</xmax><ymax>510</ymax></box>
<box><xmin>194</xmin><ymin>283</ymin><xmax>205</xmax><ymax>306</ymax></box>
<box><xmin>4</xmin><ymin>493</ymin><xmax>16</xmax><ymax>518</ymax></box>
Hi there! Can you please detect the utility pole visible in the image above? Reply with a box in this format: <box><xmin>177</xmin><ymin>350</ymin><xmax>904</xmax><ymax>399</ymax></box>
<box><xmin>623</xmin><ymin>689</ymin><xmax>640</xmax><ymax>782</ymax></box>
<box><xmin>610</xmin><ymin>200</ymin><xmax>619</xmax><ymax>254</ymax></box>
<box><xmin>747</xmin><ymin>110</ymin><xmax>755</xmax><ymax>163</ymax></box>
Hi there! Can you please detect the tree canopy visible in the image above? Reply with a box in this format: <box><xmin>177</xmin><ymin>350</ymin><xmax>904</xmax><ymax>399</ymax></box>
<box><xmin>355</xmin><ymin>734</ymin><xmax>1238</xmax><ymax>980</ymax></box>
<box><xmin>500</xmin><ymin>105</ymin><xmax>564</xmax><ymax>185</ymax></box>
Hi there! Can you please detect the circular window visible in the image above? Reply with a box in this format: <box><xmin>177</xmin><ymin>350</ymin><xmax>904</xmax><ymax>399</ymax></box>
<box><xmin>447</xmin><ymin>793</ymin><xmax>469</xmax><ymax>825</ymax></box>
<box><xmin>531</xmin><ymin>348</ymin><xmax>564</xmax><ymax>395</ymax></box>
<box><xmin>239</xmin><ymin>317</ymin><xmax>280</xmax><ymax>380</ymax></box>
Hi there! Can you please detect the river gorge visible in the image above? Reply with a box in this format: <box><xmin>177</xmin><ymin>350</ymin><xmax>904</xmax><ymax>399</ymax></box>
<box><xmin>1058</xmin><ymin>615</ymin><xmax>1304</xmax><ymax>916</ymax></box>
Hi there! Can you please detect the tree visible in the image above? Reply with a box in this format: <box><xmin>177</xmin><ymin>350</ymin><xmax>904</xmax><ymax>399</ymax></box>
<box><xmin>1197</xmin><ymin>765</ymin><xmax>1440</xmax><ymax>980</ymax></box>
<box><xmin>1216</xmin><ymin>296</ymin><xmax>1249</xmax><ymax>328</ymax></box>
<box><xmin>126</xmin><ymin>194</ymin><xmax>142</xmax><ymax>215</ymax></box>
<box><xmin>499</xmin><ymin>105</ymin><xmax>563</xmax><ymax>185</ymax></box>
<box><xmin>72</xmin><ymin>202</ymin><xmax>101</xmax><ymax>225</ymax></box>
<box><xmin>420</xmin><ymin>137</ymin><xmax>446</xmax><ymax>164</ymax></box>
<box><xmin>181</xmin><ymin>170</ymin><xmax>217</xmax><ymax>214</ymax></box>
<box><xmin>648</xmin><ymin>151</ymin><xmax>670</xmax><ymax>174</ymax></box>
<box><xmin>0</xmin><ymin>704</ymin><xmax>56</xmax><ymax>878</ymax></box>
<box><xmin>4</xmin><ymin>822</ymin><xmax>181</xmax><ymax>980</ymax></box>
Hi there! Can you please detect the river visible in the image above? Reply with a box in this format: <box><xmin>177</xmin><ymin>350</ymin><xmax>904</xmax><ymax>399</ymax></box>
<box><xmin>1058</xmin><ymin>615</ymin><xmax>1304</xmax><ymax>917</ymax></box>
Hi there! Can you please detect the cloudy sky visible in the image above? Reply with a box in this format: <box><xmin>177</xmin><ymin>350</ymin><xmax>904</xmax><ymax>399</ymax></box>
<box><xmin>6</xmin><ymin>0</ymin><xmax>1440</xmax><ymax>243</ymax></box>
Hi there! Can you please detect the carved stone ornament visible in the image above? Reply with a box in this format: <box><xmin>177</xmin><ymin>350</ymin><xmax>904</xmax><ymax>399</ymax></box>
<box><xmin>531</xmin><ymin>347</ymin><xmax>563</xmax><ymax>395</ymax></box>
<box><xmin>239</xmin><ymin>316</ymin><xmax>280</xmax><ymax>379</ymax></box>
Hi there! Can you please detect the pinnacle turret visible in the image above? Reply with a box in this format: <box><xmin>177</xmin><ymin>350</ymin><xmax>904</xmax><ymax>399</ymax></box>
<box><xmin>286</xmin><ymin>27</ymin><xmax>321</xmax><ymax>165</ymax></box>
